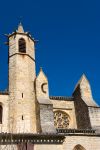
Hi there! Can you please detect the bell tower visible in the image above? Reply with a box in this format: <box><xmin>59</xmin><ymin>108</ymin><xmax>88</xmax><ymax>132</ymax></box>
<box><xmin>8</xmin><ymin>23</ymin><xmax>37</xmax><ymax>133</ymax></box>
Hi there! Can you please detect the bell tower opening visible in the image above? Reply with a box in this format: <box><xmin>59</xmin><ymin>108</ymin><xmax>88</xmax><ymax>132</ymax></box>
<box><xmin>19</xmin><ymin>38</ymin><xmax>26</xmax><ymax>53</ymax></box>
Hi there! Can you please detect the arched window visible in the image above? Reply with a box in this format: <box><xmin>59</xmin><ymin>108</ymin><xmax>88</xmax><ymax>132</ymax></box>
<box><xmin>19</xmin><ymin>38</ymin><xmax>26</xmax><ymax>53</ymax></box>
<box><xmin>0</xmin><ymin>105</ymin><xmax>3</xmax><ymax>124</ymax></box>
<box><xmin>54</xmin><ymin>111</ymin><xmax>70</xmax><ymax>129</ymax></box>
<box><xmin>73</xmin><ymin>144</ymin><xmax>86</xmax><ymax>150</ymax></box>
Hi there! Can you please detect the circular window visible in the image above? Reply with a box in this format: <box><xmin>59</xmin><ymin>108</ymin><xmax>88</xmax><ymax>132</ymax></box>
<box><xmin>54</xmin><ymin>111</ymin><xmax>70</xmax><ymax>129</ymax></box>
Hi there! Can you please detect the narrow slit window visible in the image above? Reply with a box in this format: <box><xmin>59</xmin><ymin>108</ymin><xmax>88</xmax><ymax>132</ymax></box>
<box><xmin>22</xmin><ymin>93</ymin><xmax>23</xmax><ymax>98</ymax></box>
<box><xmin>22</xmin><ymin>115</ymin><xmax>24</xmax><ymax>120</ymax></box>
<box><xmin>19</xmin><ymin>38</ymin><xmax>26</xmax><ymax>53</ymax></box>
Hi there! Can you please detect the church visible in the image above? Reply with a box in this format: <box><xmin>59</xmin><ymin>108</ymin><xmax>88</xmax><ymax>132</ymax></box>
<box><xmin>0</xmin><ymin>23</ymin><xmax>99</xmax><ymax>150</ymax></box>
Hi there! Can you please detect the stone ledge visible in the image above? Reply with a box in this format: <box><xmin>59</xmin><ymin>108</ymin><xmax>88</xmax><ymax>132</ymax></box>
<box><xmin>50</xmin><ymin>96</ymin><xmax>73</xmax><ymax>101</ymax></box>
<box><xmin>57</xmin><ymin>129</ymin><xmax>96</xmax><ymax>134</ymax></box>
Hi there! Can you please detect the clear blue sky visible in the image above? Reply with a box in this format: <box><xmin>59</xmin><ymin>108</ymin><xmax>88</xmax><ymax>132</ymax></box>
<box><xmin>0</xmin><ymin>0</ymin><xmax>100</xmax><ymax>105</ymax></box>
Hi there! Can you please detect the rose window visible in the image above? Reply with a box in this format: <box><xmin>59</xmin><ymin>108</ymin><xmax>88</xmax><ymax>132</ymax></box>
<box><xmin>54</xmin><ymin>111</ymin><xmax>70</xmax><ymax>129</ymax></box>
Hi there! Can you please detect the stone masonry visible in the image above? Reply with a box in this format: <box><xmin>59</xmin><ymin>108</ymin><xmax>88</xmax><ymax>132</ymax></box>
<box><xmin>0</xmin><ymin>23</ymin><xmax>99</xmax><ymax>150</ymax></box>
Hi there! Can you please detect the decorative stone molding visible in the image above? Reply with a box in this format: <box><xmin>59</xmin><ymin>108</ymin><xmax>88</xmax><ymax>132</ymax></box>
<box><xmin>57</xmin><ymin>129</ymin><xmax>96</xmax><ymax>134</ymax></box>
<box><xmin>0</xmin><ymin>133</ymin><xmax>65</xmax><ymax>144</ymax></box>
<box><xmin>50</xmin><ymin>96</ymin><xmax>73</xmax><ymax>101</ymax></box>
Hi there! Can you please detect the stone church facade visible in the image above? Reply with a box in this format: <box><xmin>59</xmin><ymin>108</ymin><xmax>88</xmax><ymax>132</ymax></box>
<box><xmin>0</xmin><ymin>23</ymin><xmax>99</xmax><ymax>149</ymax></box>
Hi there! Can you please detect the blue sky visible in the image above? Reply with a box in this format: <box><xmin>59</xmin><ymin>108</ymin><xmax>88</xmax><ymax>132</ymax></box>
<box><xmin>0</xmin><ymin>0</ymin><xmax>100</xmax><ymax>105</ymax></box>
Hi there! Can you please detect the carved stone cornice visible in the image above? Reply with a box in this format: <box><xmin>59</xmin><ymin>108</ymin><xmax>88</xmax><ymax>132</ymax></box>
<box><xmin>0</xmin><ymin>133</ymin><xmax>65</xmax><ymax>144</ymax></box>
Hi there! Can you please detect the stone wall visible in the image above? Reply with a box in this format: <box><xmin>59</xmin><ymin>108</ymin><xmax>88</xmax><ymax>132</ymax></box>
<box><xmin>0</xmin><ymin>95</ymin><xmax>9</xmax><ymax>132</ymax></box>
<box><xmin>63</xmin><ymin>135</ymin><xmax>100</xmax><ymax>150</ymax></box>
<box><xmin>51</xmin><ymin>99</ymin><xmax>77</xmax><ymax>129</ymax></box>
<box><xmin>0</xmin><ymin>135</ymin><xmax>99</xmax><ymax>150</ymax></box>
<box><xmin>38</xmin><ymin>102</ymin><xmax>56</xmax><ymax>133</ymax></box>
<box><xmin>88</xmin><ymin>107</ymin><xmax>100</xmax><ymax>130</ymax></box>
<box><xmin>73</xmin><ymin>85</ymin><xmax>91</xmax><ymax>129</ymax></box>
<box><xmin>34</xmin><ymin>144</ymin><xmax>62</xmax><ymax>150</ymax></box>
<box><xmin>34</xmin><ymin>135</ymin><xmax>100</xmax><ymax>150</ymax></box>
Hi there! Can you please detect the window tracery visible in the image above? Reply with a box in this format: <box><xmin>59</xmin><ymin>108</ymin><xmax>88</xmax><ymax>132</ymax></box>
<box><xmin>54</xmin><ymin>111</ymin><xmax>70</xmax><ymax>129</ymax></box>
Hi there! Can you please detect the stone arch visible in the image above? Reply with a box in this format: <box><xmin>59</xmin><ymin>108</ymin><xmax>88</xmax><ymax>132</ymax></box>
<box><xmin>73</xmin><ymin>144</ymin><xmax>86</xmax><ymax>150</ymax></box>
<box><xmin>54</xmin><ymin>110</ymin><xmax>70</xmax><ymax>129</ymax></box>
<box><xmin>19</xmin><ymin>38</ymin><xmax>26</xmax><ymax>53</ymax></box>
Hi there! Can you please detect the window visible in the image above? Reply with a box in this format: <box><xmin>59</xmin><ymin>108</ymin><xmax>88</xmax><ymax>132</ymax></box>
<box><xmin>22</xmin><ymin>93</ymin><xmax>23</xmax><ymax>98</ymax></box>
<box><xmin>19</xmin><ymin>38</ymin><xmax>26</xmax><ymax>53</ymax></box>
<box><xmin>0</xmin><ymin>105</ymin><xmax>3</xmax><ymax>124</ymax></box>
<box><xmin>22</xmin><ymin>115</ymin><xmax>24</xmax><ymax>120</ymax></box>
<box><xmin>54</xmin><ymin>111</ymin><xmax>70</xmax><ymax>129</ymax></box>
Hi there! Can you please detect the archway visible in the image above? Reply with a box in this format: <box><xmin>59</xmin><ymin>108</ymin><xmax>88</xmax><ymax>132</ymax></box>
<box><xmin>73</xmin><ymin>144</ymin><xmax>86</xmax><ymax>150</ymax></box>
<box><xmin>19</xmin><ymin>38</ymin><xmax>26</xmax><ymax>53</ymax></box>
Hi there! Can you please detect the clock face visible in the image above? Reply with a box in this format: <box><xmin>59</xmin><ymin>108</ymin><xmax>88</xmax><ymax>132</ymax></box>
<box><xmin>41</xmin><ymin>83</ymin><xmax>47</xmax><ymax>93</ymax></box>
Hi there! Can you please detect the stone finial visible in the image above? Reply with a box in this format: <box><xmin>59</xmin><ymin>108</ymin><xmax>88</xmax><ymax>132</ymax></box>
<box><xmin>36</xmin><ymin>68</ymin><xmax>49</xmax><ymax>99</ymax></box>
<box><xmin>73</xmin><ymin>74</ymin><xmax>98</xmax><ymax>107</ymax></box>
<box><xmin>38</xmin><ymin>67</ymin><xmax>48</xmax><ymax>81</ymax></box>
<box><xmin>74</xmin><ymin>74</ymin><xmax>89</xmax><ymax>91</ymax></box>
<box><xmin>17</xmin><ymin>22</ymin><xmax>24</xmax><ymax>33</ymax></box>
